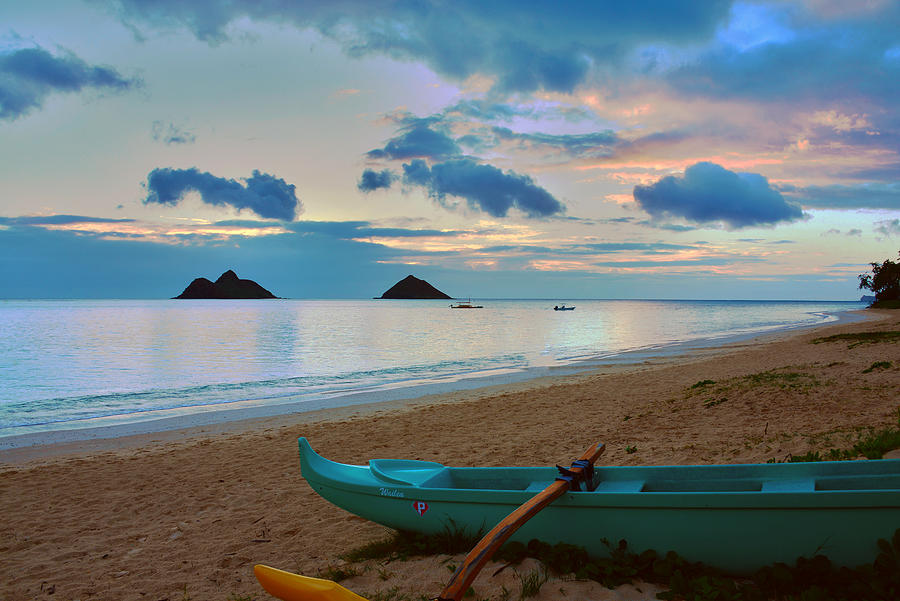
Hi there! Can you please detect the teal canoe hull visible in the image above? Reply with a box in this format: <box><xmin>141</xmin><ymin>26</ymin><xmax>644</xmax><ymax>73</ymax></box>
<box><xmin>298</xmin><ymin>438</ymin><xmax>900</xmax><ymax>573</ymax></box>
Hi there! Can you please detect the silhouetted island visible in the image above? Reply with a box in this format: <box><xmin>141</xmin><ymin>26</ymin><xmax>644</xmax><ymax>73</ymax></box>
<box><xmin>379</xmin><ymin>275</ymin><xmax>451</xmax><ymax>299</ymax></box>
<box><xmin>174</xmin><ymin>270</ymin><xmax>278</xmax><ymax>299</ymax></box>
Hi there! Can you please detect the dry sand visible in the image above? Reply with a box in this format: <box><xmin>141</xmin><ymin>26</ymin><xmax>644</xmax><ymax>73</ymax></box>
<box><xmin>1</xmin><ymin>310</ymin><xmax>899</xmax><ymax>601</ymax></box>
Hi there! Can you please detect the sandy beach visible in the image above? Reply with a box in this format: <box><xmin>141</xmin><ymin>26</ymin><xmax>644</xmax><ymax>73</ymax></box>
<box><xmin>1</xmin><ymin>310</ymin><xmax>898</xmax><ymax>601</ymax></box>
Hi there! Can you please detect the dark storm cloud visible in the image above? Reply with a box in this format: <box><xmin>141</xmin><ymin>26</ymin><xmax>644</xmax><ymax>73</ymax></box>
<box><xmin>633</xmin><ymin>162</ymin><xmax>804</xmax><ymax>229</ymax></box>
<box><xmin>0</xmin><ymin>46</ymin><xmax>138</xmax><ymax>120</ymax></box>
<box><xmin>100</xmin><ymin>0</ymin><xmax>732</xmax><ymax>94</ymax></box>
<box><xmin>357</xmin><ymin>168</ymin><xmax>397</xmax><ymax>192</ymax></box>
<box><xmin>401</xmin><ymin>158</ymin><xmax>564</xmax><ymax>218</ymax></box>
<box><xmin>143</xmin><ymin>167</ymin><xmax>301</xmax><ymax>220</ymax></box>
<box><xmin>367</xmin><ymin>124</ymin><xmax>461</xmax><ymax>161</ymax></box>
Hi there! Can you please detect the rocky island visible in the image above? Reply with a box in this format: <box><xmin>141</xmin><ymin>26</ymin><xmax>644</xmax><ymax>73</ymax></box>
<box><xmin>174</xmin><ymin>270</ymin><xmax>278</xmax><ymax>299</ymax></box>
<box><xmin>379</xmin><ymin>275</ymin><xmax>451</xmax><ymax>299</ymax></box>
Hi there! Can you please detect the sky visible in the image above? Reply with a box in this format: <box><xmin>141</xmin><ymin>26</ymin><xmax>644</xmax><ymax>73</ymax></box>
<box><xmin>1</xmin><ymin>0</ymin><xmax>899</xmax><ymax>300</ymax></box>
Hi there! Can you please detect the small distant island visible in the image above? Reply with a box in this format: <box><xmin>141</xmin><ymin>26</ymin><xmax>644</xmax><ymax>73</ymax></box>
<box><xmin>379</xmin><ymin>275</ymin><xmax>451</xmax><ymax>299</ymax></box>
<box><xmin>174</xmin><ymin>270</ymin><xmax>278</xmax><ymax>299</ymax></box>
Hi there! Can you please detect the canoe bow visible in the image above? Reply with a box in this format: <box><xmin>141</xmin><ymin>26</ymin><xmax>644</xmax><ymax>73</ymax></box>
<box><xmin>255</xmin><ymin>442</ymin><xmax>605</xmax><ymax>601</ymax></box>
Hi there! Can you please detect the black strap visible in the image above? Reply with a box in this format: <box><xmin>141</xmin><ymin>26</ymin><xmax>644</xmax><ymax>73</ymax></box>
<box><xmin>555</xmin><ymin>459</ymin><xmax>597</xmax><ymax>492</ymax></box>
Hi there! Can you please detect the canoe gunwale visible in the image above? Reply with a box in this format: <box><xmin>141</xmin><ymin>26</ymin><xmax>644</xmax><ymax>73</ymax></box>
<box><xmin>298</xmin><ymin>438</ymin><xmax>900</xmax><ymax>509</ymax></box>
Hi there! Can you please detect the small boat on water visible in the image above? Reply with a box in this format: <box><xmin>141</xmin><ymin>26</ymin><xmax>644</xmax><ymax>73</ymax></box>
<box><xmin>553</xmin><ymin>304</ymin><xmax>575</xmax><ymax>310</ymax></box>
<box><xmin>298</xmin><ymin>438</ymin><xmax>900</xmax><ymax>574</ymax></box>
<box><xmin>450</xmin><ymin>298</ymin><xmax>483</xmax><ymax>309</ymax></box>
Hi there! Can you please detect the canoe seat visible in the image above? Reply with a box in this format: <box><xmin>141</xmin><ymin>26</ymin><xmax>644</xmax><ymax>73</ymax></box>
<box><xmin>761</xmin><ymin>479</ymin><xmax>815</xmax><ymax>492</ymax></box>
<box><xmin>594</xmin><ymin>480</ymin><xmax>645</xmax><ymax>493</ymax></box>
<box><xmin>526</xmin><ymin>481</ymin><xmax>553</xmax><ymax>492</ymax></box>
<box><xmin>370</xmin><ymin>459</ymin><xmax>445</xmax><ymax>486</ymax></box>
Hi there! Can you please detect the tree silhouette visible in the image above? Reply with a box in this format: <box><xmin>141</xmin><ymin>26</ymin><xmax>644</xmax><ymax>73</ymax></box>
<box><xmin>859</xmin><ymin>251</ymin><xmax>900</xmax><ymax>304</ymax></box>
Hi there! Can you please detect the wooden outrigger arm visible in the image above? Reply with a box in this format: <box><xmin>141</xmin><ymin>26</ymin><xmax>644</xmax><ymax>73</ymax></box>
<box><xmin>437</xmin><ymin>441</ymin><xmax>605</xmax><ymax>601</ymax></box>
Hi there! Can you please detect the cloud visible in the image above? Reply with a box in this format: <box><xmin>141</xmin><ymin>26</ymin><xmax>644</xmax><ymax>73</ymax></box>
<box><xmin>357</xmin><ymin>168</ymin><xmax>397</xmax><ymax>192</ymax></box>
<box><xmin>875</xmin><ymin>219</ymin><xmax>900</xmax><ymax>237</ymax></box>
<box><xmin>402</xmin><ymin>158</ymin><xmax>564</xmax><ymax>218</ymax></box>
<box><xmin>143</xmin><ymin>167</ymin><xmax>301</xmax><ymax>220</ymax></box>
<box><xmin>284</xmin><ymin>220</ymin><xmax>463</xmax><ymax>239</ymax></box>
<box><xmin>0</xmin><ymin>214</ymin><xmax>136</xmax><ymax>226</ymax></box>
<box><xmin>151</xmin><ymin>121</ymin><xmax>196</xmax><ymax>144</ymax></box>
<box><xmin>0</xmin><ymin>46</ymin><xmax>138</xmax><ymax>120</ymax></box>
<box><xmin>782</xmin><ymin>183</ymin><xmax>900</xmax><ymax>210</ymax></box>
<box><xmin>490</xmin><ymin>127</ymin><xmax>619</xmax><ymax>159</ymax></box>
<box><xmin>102</xmin><ymin>0</ymin><xmax>732</xmax><ymax>94</ymax></box>
<box><xmin>633</xmin><ymin>162</ymin><xmax>804</xmax><ymax>229</ymax></box>
<box><xmin>367</xmin><ymin>123</ymin><xmax>461</xmax><ymax>160</ymax></box>
<box><xmin>665</xmin><ymin>4</ymin><xmax>900</xmax><ymax>113</ymax></box>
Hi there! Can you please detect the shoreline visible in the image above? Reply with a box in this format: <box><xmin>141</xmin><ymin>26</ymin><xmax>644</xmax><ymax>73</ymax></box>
<box><xmin>0</xmin><ymin>307</ymin><xmax>878</xmax><ymax>465</ymax></box>
<box><xmin>1</xmin><ymin>308</ymin><xmax>897</xmax><ymax>601</ymax></box>
<box><xmin>0</xmin><ymin>307</ymin><xmax>871</xmax><ymax>458</ymax></box>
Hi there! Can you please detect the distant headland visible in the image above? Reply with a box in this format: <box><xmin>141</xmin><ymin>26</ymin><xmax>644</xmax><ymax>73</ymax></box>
<box><xmin>174</xmin><ymin>270</ymin><xmax>278</xmax><ymax>299</ymax></box>
<box><xmin>379</xmin><ymin>275</ymin><xmax>451</xmax><ymax>299</ymax></box>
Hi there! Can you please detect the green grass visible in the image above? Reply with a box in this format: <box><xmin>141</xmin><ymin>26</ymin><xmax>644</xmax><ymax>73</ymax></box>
<box><xmin>684</xmin><ymin>368</ymin><xmax>822</xmax><ymax>401</ymax></box>
<box><xmin>318</xmin><ymin>565</ymin><xmax>360</xmax><ymax>582</ymax></box>
<box><xmin>741</xmin><ymin>370</ymin><xmax>821</xmax><ymax>390</ymax></box>
<box><xmin>515</xmin><ymin>566</ymin><xmax>549</xmax><ymax>600</ymax></box>
<box><xmin>335</xmin><ymin>527</ymin><xmax>900</xmax><ymax>601</ymax></box>
<box><xmin>343</xmin><ymin>524</ymin><xmax>483</xmax><ymax>563</ymax></box>
<box><xmin>812</xmin><ymin>331</ymin><xmax>900</xmax><ymax>348</ymax></box>
<box><xmin>773</xmin><ymin>410</ymin><xmax>900</xmax><ymax>462</ymax></box>
<box><xmin>862</xmin><ymin>360</ymin><xmax>893</xmax><ymax>373</ymax></box>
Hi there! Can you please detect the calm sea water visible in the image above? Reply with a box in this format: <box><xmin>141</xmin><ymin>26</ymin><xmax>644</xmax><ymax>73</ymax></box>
<box><xmin>0</xmin><ymin>299</ymin><xmax>865</xmax><ymax>439</ymax></box>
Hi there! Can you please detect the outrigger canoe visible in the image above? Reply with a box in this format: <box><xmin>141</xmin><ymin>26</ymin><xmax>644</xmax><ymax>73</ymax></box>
<box><xmin>298</xmin><ymin>438</ymin><xmax>900</xmax><ymax>573</ymax></box>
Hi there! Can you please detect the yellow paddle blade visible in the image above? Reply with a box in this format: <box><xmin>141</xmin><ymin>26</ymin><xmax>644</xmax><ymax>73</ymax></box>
<box><xmin>254</xmin><ymin>565</ymin><xmax>369</xmax><ymax>601</ymax></box>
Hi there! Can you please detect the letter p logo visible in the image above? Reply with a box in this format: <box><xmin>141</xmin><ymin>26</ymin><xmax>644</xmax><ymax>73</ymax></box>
<box><xmin>412</xmin><ymin>501</ymin><xmax>429</xmax><ymax>516</ymax></box>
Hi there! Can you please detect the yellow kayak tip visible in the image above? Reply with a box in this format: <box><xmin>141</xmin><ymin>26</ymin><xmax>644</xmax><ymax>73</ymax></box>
<box><xmin>254</xmin><ymin>565</ymin><xmax>368</xmax><ymax>601</ymax></box>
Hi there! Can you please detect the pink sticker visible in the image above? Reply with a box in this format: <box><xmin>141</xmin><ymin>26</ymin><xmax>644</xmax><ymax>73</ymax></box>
<box><xmin>412</xmin><ymin>501</ymin><xmax>429</xmax><ymax>516</ymax></box>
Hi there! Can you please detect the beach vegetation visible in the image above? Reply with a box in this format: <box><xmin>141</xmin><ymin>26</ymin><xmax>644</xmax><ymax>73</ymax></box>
<box><xmin>625</xmin><ymin>445</ymin><xmax>638</xmax><ymax>454</ymax></box>
<box><xmin>225</xmin><ymin>594</ymin><xmax>257</xmax><ymax>601</ymax></box>
<box><xmin>859</xmin><ymin>251</ymin><xmax>900</xmax><ymax>305</ymax></box>
<box><xmin>704</xmin><ymin>397</ymin><xmax>728</xmax><ymax>408</ymax></box>
<box><xmin>862</xmin><ymin>360</ymin><xmax>893</xmax><ymax>373</ymax></box>
<box><xmin>515</xmin><ymin>566</ymin><xmax>549</xmax><ymax>599</ymax></box>
<box><xmin>363</xmin><ymin>585</ymin><xmax>408</xmax><ymax>601</ymax></box>
<box><xmin>337</xmin><ymin>527</ymin><xmax>900</xmax><ymax>601</ymax></box>
<box><xmin>742</xmin><ymin>369</ymin><xmax>820</xmax><ymax>390</ymax></box>
<box><xmin>772</xmin><ymin>412</ymin><xmax>900</xmax><ymax>462</ymax></box>
<box><xmin>691</xmin><ymin>379</ymin><xmax>716</xmax><ymax>389</ymax></box>
<box><xmin>343</xmin><ymin>524</ymin><xmax>483</xmax><ymax>563</ymax></box>
<box><xmin>319</xmin><ymin>564</ymin><xmax>360</xmax><ymax>582</ymax></box>
<box><xmin>684</xmin><ymin>368</ymin><xmax>822</xmax><ymax>402</ymax></box>
<box><xmin>812</xmin><ymin>331</ymin><xmax>900</xmax><ymax>347</ymax></box>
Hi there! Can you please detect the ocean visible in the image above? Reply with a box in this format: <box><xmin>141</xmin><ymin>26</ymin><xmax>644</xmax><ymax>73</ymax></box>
<box><xmin>0</xmin><ymin>299</ymin><xmax>867</xmax><ymax>443</ymax></box>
